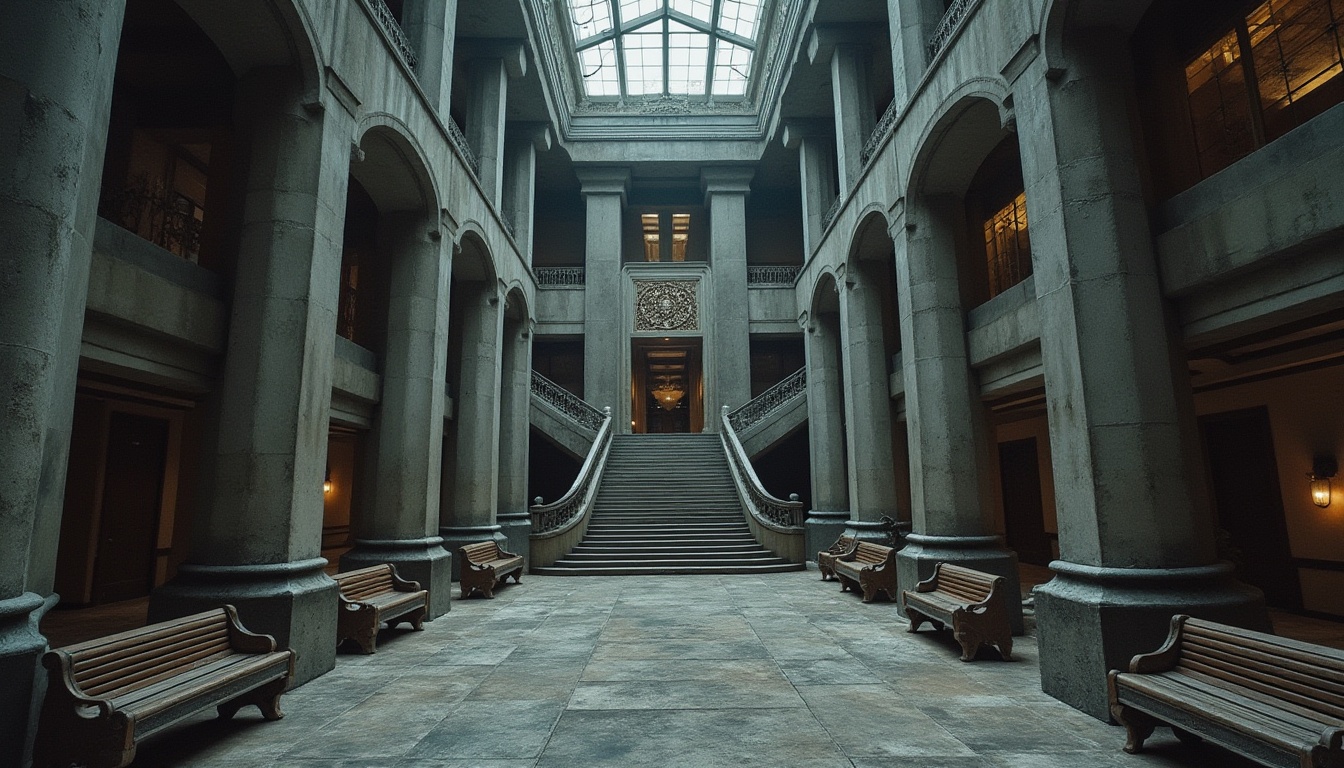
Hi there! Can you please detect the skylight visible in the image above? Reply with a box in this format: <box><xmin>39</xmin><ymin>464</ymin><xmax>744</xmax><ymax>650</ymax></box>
<box><xmin>566</xmin><ymin>0</ymin><xmax>764</xmax><ymax>99</ymax></box>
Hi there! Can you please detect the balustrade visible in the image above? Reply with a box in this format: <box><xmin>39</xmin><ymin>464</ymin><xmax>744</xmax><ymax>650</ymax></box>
<box><xmin>364</xmin><ymin>0</ymin><xmax>418</xmax><ymax>69</ymax></box>
<box><xmin>720</xmin><ymin>407</ymin><xmax>806</xmax><ymax>529</ymax></box>
<box><xmin>446</xmin><ymin>118</ymin><xmax>480</xmax><ymax>179</ymax></box>
<box><xmin>530</xmin><ymin>408</ymin><xmax>612</xmax><ymax>535</ymax></box>
<box><xmin>535</xmin><ymin>267</ymin><xmax>586</xmax><ymax>287</ymax></box>
<box><xmin>727</xmin><ymin>367</ymin><xmax>806</xmax><ymax>432</ymax></box>
<box><xmin>531</xmin><ymin>371</ymin><xmax>604</xmax><ymax>431</ymax></box>
<box><xmin>927</xmin><ymin>0</ymin><xmax>979</xmax><ymax>60</ymax></box>
<box><xmin>860</xmin><ymin>99</ymin><xmax>900</xmax><ymax>168</ymax></box>
<box><xmin>746</xmin><ymin>265</ymin><xmax>802</xmax><ymax>287</ymax></box>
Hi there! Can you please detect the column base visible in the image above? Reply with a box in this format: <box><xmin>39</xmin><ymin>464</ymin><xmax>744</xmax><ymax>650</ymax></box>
<box><xmin>497</xmin><ymin>512</ymin><xmax>532</xmax><ymax>572</ymax></box>
<box><xmin>148</xmin><ymin>558</ymin><xmax>338</xmax><ymax>685</ymax></box>
<box><xmin>0</xmin><ymin>592</ymin><xmax>49</xmax><ymax>768</ymax></box>
<box><xmin>439</xmin><ymin>525</ymin><xmax>505</xmax><ymax>581</ymax></box>
<box><xmin>805</xmin><ymin>510</ymin><xmax>850</xmax><ymax>564</ymax></box>
<box><xmin>340</xmin><ymin>537</ymin><xmax>452</xmax><ymax>619</ymax></box>
<box><xmin>1034</xmin><ymin>560</ymin><xmax>1268</xmax><ymax>720</ymax></box>
<box><xmin>896</xmin><ymin>534</ymin><xmax>1024</xmax><ymax>634</ymax></box>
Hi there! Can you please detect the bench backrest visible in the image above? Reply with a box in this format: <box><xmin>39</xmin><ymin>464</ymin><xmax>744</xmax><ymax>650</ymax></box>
<box><xmin>1175</xmin><ymin>617</ymin><xmax>1344</xmax><ymax>723</ymax></box>
<box><xmin>334</xmin><ymin>564</ymin><xmax>397</xmax><ymax>600</ymax></box>
<box><xmin>53</xmin><ymin>608</ymin><xmax>237</xmax><ymax>700</ymax></box>
<box><xmin>461</xmin><ymin>541</ymin><xmax>503</xmax><ymax>564</ymax></box>
<box><xmin>851</xmin><ymin>541</ymin><xmax>894</xmax><ymax>565</ymax></box>
<box><xmin>826</xmin><ymin>535</ymin><xmax>856</xmax><ymax>555</ymax></box>
<box><xmin>931</xmin><ymin>563</ymin><xmax>999</xmax><ymax>604</ymax></box>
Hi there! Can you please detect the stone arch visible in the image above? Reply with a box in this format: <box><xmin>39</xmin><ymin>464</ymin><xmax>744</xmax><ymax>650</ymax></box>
<box><xmin>1039</xmin><ymin>0</ymin><xmax>1157</xmax><ymax>73</ymax></box>
<box><xmin>502</xmin><ymin>282</ymin><xmax>532</xmax><ymax>324</ymax></box>
<box><xmin>354</xmin><ymin>115</ymin><xmax>441</xmax><ymax>218</ymax></box>
<box><xmin>904</xmin><ymin>82</ymin><xmax>1014</xmax><ymax>202</ymax></box>
<box><xmin>847</xmin><ymin>209</ymin><xmax>895</xmax><ymax>264</ymax></box>
<box><xmin>454</xmin><ymin>223</ymin><xmax>499</xmax><ymax>284</ymax></box>
<box><xmin>809</xmin><ymin>270</ymin><xmax>842</xmax><ymax>318</ymax></box>
<box><xmin>174</xmin><ymin>0</ymin><xmax>323</xmax><ymax>99</ymax></box>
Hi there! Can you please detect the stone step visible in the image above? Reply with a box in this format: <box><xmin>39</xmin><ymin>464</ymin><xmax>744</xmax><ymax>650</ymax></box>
<box><xmin>533</xmin><ymin>562</ymin><xmax>805</xmax><ymax>576</ymax></box>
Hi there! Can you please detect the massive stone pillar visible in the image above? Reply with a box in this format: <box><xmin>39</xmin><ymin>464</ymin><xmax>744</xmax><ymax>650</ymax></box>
<box><xmin>1015</xmin><ymin>34</ymin><xmax>1267</xmax><ymax>718</ymax></box>
<box><xmin>703</xmin><ymin>167</ymin><xmax>755</xmax><ymax>420</ymax></box>
<box><xmin>503</xmin><ymin>123</ymin><xmax>552</xmax><ymax>262</ymax></box>
<box><xmin>577</xmin><ymin>168</ymin><xmax>629</xmax><ymax>421</ymax></box>
<box><xmin>837</xmin><ymin>260</ymin><xmax>901</xmax><ymax>541</ymax></box>
<box><xmin>340</xmin><ymin>213</ymin><xmax>453</xmax><ymax>618</ymax></box>
<box><xmin>465</xmin><ymin>44</ymin><xmax>525</xmax><ymax>204</ymax></box>
<box><xmin>808</xmin><ymin>27</ymin><xmax>875</xmax><ymax>192</ymax></box>
<box><xmin>149</xmin><ymin>69</ymin><xmax>350</xmax><ymax>685</ymax></box>
<box><xmin>887</xmin><ymin>0</ymin><xmax>946</xmax><ymax>105</ymax></box>
<box><xmin>496</xmin><ymin>310</ymin><xmax>534</xmax><ymax>562</ymax></box>
<box><xmin>782</xmin><ymin>121</ymin><xmax>837</xmax><ymax>254</ymax></box>
<box><xmin>0</xmin><ymin>2</ymin><xmax>125</xmax><ymax>762</ymax></box>
<box><xmin>439</xmin><ymin>281</ymin><xmax>505</xmax><ymax>576</ymax></box>
<box><xmin>892</xmin><ymin>202</ymin><xmax>1022</xmax><ymax>632</ymax></box>
<box><xmin>402</xmin><ymin>0</ymin><xmax>458</xmax><ymax>112</ymax></box>
<box><xmin>803</xmin><ymin>307</ymin><xmax>850</xmax><ymax>558</ymax></box>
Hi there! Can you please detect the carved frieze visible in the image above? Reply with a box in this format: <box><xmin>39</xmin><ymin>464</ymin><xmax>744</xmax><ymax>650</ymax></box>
<box><xmin>634</xmin><ymin>280</ymin><xmax>699</xmax><ymax>332</ymax></box>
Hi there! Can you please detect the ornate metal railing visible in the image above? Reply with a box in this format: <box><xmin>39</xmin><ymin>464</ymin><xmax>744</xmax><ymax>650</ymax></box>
<box><xmin>727</xmin><ymin>367</ymin><xmax>806</xmax><ymax>432</ymax></box>
<box><xmin>535</xmin><ymin>266</ymin><xmax>586</xmax><ymax>287</ymax></box>
<box><xmin>720</xmin><ymin>406</ymin><xmax>805</xmax><ymax>529</ymax></box>
<box><xmin>530</xmin><ymin>408</ymin><xmax>612</xmax><ymax>535</ymax></box>
<box><xmin>364</xmin><ymin>0</ymin><xmax>418</xmax><ymax>69</ymax></box>
<box><xmin>822</xmin><ymin>194</ymin><xmax>842</xmax><ymax>232</ymax></box>
<box><xmin>99</xmin><ymin>176</ymin><xmax>203</xmax><ymax>262</ymax></box>
<box><xmin>531</xmin><ymin>371</ymin><xmax>604</xmax><ymax>431</ymax></box>
<box><xmin>927</xmin><ymin>0</ymin><xmax>979</xmax><ymax>60</ymax></box>
<box><xmin>446</xmin><ymin>118</ymin><xmax>480</xmax><ymax>179</ymax></box>
<box><xmin>746</xmin><ymin>265</ymin><xmax>802</xmax><ymax>287</ymax></box>
<box><xmin>860</xmin><ymin>98</ymin><xmax>900</xmax><ymax>168</ymax></box>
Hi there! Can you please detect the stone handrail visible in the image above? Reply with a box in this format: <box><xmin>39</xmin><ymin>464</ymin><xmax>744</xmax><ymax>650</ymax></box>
<box><xmin>720</xmin><ymin>406</ymin><xmax>806</xmax><ymax>530</ymax></box>
<box><xmin>727</xmin><ymin>367</ymin><xmax>806</xmax><ymax>432</ymax></box>
<box><xmin>363</xmin><ymin>0</ymin><xmax>418</xmax><ymax>69</ymax></box>
<box><xmin>927</xmin><ymin>0</ymin><xmax>979</xmax><ymax>60</ymax></box>
<box><xmin>746</xmin><ymin>265</ymin><xmax>802</xmax><ymax>287</ymax></box>
<box><xmin>529</xmin><ymin>407</ymin><xmax>612</xmax><ymax>536</ymax></box>
<box><xmin>446</xmin><ymin>118</ymin><xmax>480</xmax><ymax>179</ymax></box>
<box><xmin>535</xmin><ymin>266</ymin><xmax>586</xmax><ymax>287</ymax></box>
<box><xmin>531</xmin><ymin>371</ymin><xmax>604</xmax><ymax>431</ymax></box>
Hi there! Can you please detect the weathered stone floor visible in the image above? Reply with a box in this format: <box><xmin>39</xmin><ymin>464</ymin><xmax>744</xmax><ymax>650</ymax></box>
<box><xmin>125</xmin><ymin>570</ymin><xmax>1262</xmax><ymax>767</ymax></box>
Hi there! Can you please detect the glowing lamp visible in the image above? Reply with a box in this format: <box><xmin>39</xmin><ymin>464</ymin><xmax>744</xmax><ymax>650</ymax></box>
<box><xmin>1310</xmin><ymin>455</ymin><xmax>1337</xmax><ymax>509</ymax></box>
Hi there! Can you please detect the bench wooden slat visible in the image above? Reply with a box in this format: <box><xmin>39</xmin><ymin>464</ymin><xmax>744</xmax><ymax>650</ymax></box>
<box><xmin>831</xmin><ymin>541</ymin><xmax>897</xmax><ymax>603</ymax></box>
<box><xmin>1178</xmin><ymin>655</ymin><xmax>1344</xmax><ymax>723</ymax></box>
<box><xmin>459</xmin><ymin>542</ymin><xmax>524</xmax><ymax>599</ymax></box>
<box><xmin>73</xmin><ymin>621</ymin><xmax>229</xmax><ymax>679</ymax></box>
<box><xmin>1180</xmin><ymin>638</ymin><xmax>1344</xmax><ymax>708</ymax></box>
<box><xmin>335</xmin><ymin>563</ymin><xmax>429</xmax><ymax>654</ymax></box>
<box><xmin>110</xmin><ymin>651</ymin><xmax>291</xmax><ymax>718</ymax></box>
<box><xmin>1175</xmin><ymin>665</ymin><xmax>1343</xmax><ymax>732</ymax></box>
<box><xmin>82</xmin><ymin>641</ymin><xmax>234</xmax><ymax>699</ymax></box>
<box><xmin>901</xmin><ymin>562</ymin><xmax>1012</xmax><ymax>662</ymax></box>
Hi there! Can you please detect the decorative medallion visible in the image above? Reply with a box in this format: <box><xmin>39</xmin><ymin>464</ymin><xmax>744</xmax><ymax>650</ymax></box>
<box><xmin>634</xmin><ymin>280</ymin><xmax>698</xmax><ymax>332</ymax></box>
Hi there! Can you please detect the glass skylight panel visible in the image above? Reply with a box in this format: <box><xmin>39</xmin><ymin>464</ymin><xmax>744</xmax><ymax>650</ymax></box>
<box><xmin>623</xmin><ymin>24</ymin><xmax>664</xmax><ymax>96</ymax></box>
<box><xmin>667</xmin><ymin>20</ymin><xmax>709</xmax><ymax>94</ymax></box>
<box><xmin>620</xmin><ymin>0</ymin><xmax>663</xmax><ymax>24</ymax></box>
<box><xmin>711</xmin><ymin>39</ymin><xmax>752</xmax><ymax>95</ymax></box>
<box><xmin>579</xmin><ymin>40</ymin><xmax>621</xmax><ymax>96</ymax></box>
<box><xmin>717</xmin><ymin>0</ymin><xmax>761</xmax><ymax>41</ymax></box>
<box><xmin>668</xmin><ymin>0</ymin><xmax>713</xmax><ymax>24</ymax></box>
<box><xmin>567</xmin><ymin>0</ymin><xmax>614</xmax><ymax>42</ymax></box>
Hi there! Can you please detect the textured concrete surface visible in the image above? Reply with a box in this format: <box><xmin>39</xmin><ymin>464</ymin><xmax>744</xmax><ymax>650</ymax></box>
<box><xmin>120</xmin><ymin>571</ymin><xmax>1261</xmax><ymax>767</ymax></box>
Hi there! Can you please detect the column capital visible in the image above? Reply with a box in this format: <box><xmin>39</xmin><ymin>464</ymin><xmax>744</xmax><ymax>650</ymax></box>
<box><xmin>458</xmin><ymin>39</ymin><xmax>528</xmax><ymax>79</ymax></box>
<box><xmin>807</xmin><ymin>24</ymin><xmax>871</xmax><ymax>65</ymax></box>
<box><xmin>780</xmin><ymin>119</ymin><xmax>832</xmax><ymax>149</ymax></box>
<box><xmin>508</xmin><ymin>122</ymin><xmax>553</xmax><ymax>152</ymax></box>
<box><xmin>701</xmin><ymin>167</ymin><xmax>754</xmax><ymax>205</ymax></box>
<box><xmin>576</xmin><ymin>167</ymin><xmax>631</xmax><ymax>202</ymax></box>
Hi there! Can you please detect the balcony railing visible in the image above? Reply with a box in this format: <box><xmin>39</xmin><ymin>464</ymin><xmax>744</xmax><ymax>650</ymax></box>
<box><xmin>531</xmin><ymin>371</ymin><xmax>604</xmax><ymax>431</ymax></box>
<box><xmin>822</xmin><ymin>195</ymin><xmax>843</xmax><ymax>232</ymax></box>
<box><xmin>927</xmin><ymin>0</ymin><xmax>979</xmax><ymax>60</ymax></box>
<box><xmin>726</xmin><ymin>367</ymin><xmax>806</xmax><ymax>433</ymax></box>
<box><xmin>446</xmin><ymin>118</ymin><xmax>480</xmax><ymax>179</ymax></box>
<box><xmin>720</xmin><ymin>406</ymin><xmax>806</xmax><ymax>530</ymax></box>
<box><xmin>364</xmin><ymin>0</ymin><xmax>418</xmax><ymax>70</ymax></box>
<box><xmin>860</xmin><ymin>99</ymin><xmax>901</xmax><ymax>168</ymax></box>
<box><xmin>746</xmin><ymin>265</ymin><xmax>802</xmax><ymax>287</ymax></box>
<box><xmin>535</xmin><ymin>266</ymin><xmax>586</xmax><ymax>287</ymax></box>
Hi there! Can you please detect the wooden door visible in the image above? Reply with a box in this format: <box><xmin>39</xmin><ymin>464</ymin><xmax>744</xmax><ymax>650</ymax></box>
<box><xmin>91</xmin><ymin>412</ymin><xmax>169</xmax><ymax>604</ymax></box>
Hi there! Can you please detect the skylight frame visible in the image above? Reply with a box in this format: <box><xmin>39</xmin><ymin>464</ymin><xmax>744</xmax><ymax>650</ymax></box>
<box><xmin>566</xmin><ymin>0</ymin><xmax>765</xmax><ymax>101</ymax></box>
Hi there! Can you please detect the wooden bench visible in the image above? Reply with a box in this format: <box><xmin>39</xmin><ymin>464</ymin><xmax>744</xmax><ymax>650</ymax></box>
<box><xmin>334</xmin><ymin>563</ymin><xmax>429</xmax><ymax>654</ymax></box>
<box><xmin>459</xmin><ymin>540</ymin><xmax>524</xmax><ymax>599</ymax></box>
<box><xmin>902</xmin><ymin>562</ymin><xmax>1013</xmax><ymax>661</ymax></box>
<box><xmin>832</xmin><ymin>540</ymin><xmax>898</xmax><ymax>602</ymax></box>
<box><xmin>817</xmin><ymin>535</ymin><xmax>856</xmax><ymax>581</ymax></box>
<box><xmin>1108</xmin><ymin>615</ymin><xmax>1344</xmax><ymax>767</ymax></box>
<box><xmin>34</xmin><ymin>605</ymin><xmax>293</xmax><ymax>768</ymax></box>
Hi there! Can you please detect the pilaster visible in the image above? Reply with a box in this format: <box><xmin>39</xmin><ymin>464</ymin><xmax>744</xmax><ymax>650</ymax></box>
<box><xmin>889</xmin><ymin>0</ymin><xmax>946</xmax><ymax>102</ymax></box>
<box><xmin>577</xmin><ymin>167</ymin><xmax>630</xmax><ymax>422</ymax></box>
<box><xmin>809</xmin><ymin>27</ymin><xmax>875</xmax><ymax>192</ymax></box>
<box><xmin>702</xmin><ymin>167</ymin><xmax>755</xmax><ymax>419</ymax></box>
<box><xmin>803</xmin><ymin>308</ymin><xmax>850</xmax><ymax>558</ymax></box>
<box><xmin>782</xmin><ymin>120</ymin><xmax>836</xmax><ymax>254</ymax></box>
<box><xmin>402</xmin><ymin>0</ymin><xmax>458</xmax><ymax>112</ymax></box>
<box><xmin>464</xmin><ymin>42</ymin><xmax>526</xmax><ymax>204</ymax></box>
<box><xmin>496</xmin><ymin>314</ymin><xmax>534</xmax><ymax>564</ymax></box>
<box><xmin>503</xmin><ymin>123</ymin><xmax>552</xmax><ymax>262</ymax></box>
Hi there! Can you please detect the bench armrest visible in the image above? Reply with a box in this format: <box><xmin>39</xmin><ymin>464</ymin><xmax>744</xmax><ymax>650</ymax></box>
<box><xmin>1320</xmin><ymin>726</ymin><xmax>1344</xmax><ymax>753</ymax></box>
<box><xmin>223</xmin><ymin>604</ymin><xmax>279</xmax><ymax>654</ymax></box>
<box><xmin>912</xmin><ymin>573</ymin><xmax>939</xmax><ymax>593</ymax></box>
<box><xmin>1127</xmin><ymin>614</ymin><xmax>1188</xmax><ymax>674</ymax></box>
<box><xmin>388</xmin><ymin>567</ymin><xmax>422</xmax><ymax>592</ymax></box>
<box><xmin>41</xmin><ymin>650</ymin><xmax>115</xmax><ymax>715</ymax></box>
<box><xmin>495</xmin><ymin>545</ymin><xmax>522</xmax><ymax>560</ymax></box>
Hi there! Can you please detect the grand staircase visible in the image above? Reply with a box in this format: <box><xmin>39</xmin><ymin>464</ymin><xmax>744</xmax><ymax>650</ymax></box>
<box><xmin>532</xmin><ymin>433</ymin><xmax>803</xmax><ymax>575</ymax></box>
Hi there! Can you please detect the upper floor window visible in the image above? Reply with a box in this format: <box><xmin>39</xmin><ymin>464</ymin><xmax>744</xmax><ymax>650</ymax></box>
<box><xmin>984</xmin><ymin>191</ymin><xmax>1031</xmax><ymax>300</ymax></box>
<box><xmin>1184</xmin><ymin>0</ymin><xmax>1344</xmax><ymax>177</ymax></box>
<box><xmin>638</xmin><ymin>211</ymin><xmax>694</xmax><ymax>262</ymax></box>
<box><xmin>566</xmin><ymin>0</ymin><xmax>765</xmax><ymax>99</ymax></box>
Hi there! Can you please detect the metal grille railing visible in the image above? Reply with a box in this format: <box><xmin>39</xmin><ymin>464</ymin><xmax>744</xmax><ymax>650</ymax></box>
<box><xmin>726</xmin><ymin>367</ymin><xmax>806</xmax><ymax>432</ymax></box>
<box><xmin>530</xmin><ymin>410</ymin><xmax>612</xmax><ymax>534</ymax></box>
<box><xmin>822</xmin><ymin>195</ymin><xmax>843</xmax><ymax>232</ymax></box>
<box><xmin>364</xmin><ymin>0</ymin><xmax>418</xmax><ymax>69</ymax></box>
<box><xmin>720</xmin><ymin>406</ymin><xmax>806</xmax><ymax>529</ymax></box>
<box><xmin>531</xmin><ymin>371</ymin><xmax>604</xmax><ymax>431</ymax></box>
<box><xmin>927</xmin><ymin>0</ymin><xmax>978</xmax><ymax>60</ymax></box>
<box><xmin>535</xmin><ymin>267</ymin><xmax>586</xmax><ymax>287</ymax></box>
<box><xmin>860</xmin><ymin>99</ymin><xmax>900</xmax><ymax>168</ymax></box>
<box><xmin>446</xmin><ymin>118</ymin><xmax>480</xmax><ymax>179</ymax></box>
<box><xmin>746</xmin><ymin>265</ymin><xmax>802</xmax><ymax>287</ymax></box>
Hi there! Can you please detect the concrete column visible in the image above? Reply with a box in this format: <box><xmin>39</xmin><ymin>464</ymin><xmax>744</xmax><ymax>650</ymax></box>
<box><xmin>0</xmin><ymin>2</ymin><xmax>125</xmax><ymax>762</ymax></box>
<box><xmin>783</xmin><ymin>121</ymin><xmax>837</xmax><ymax>254</ymax></box>
<box><xmin>837</xmin><ymin>260</ymin><xmax>901</xmax><ymax>540</ymax></box>
<box><xmin>340</xmin><ymin>213</ymin><xmax>453</xmax><ymax>618</ymax></box>
<box><xmin>888</xmin><ymin>0</ymin><xmax>945</xmax><ymax>103</ymax></box>
<box><xmin>496</xmin><ymin>312</ymin><xmax>534</xmax><ymax>563</ymax></box>
<box><xmin>402</xmin><ymin>0</ymin><xmax>458</xmax><ymax>112</ymax></box>
<box><xmin>703</xmin><ymin>167</ymin><xmax>755</xmax><ymax>421</ymax></box>
<box><xmin>803</xmin><ymin>309</ymin><xmax>850</xmax><ymax>559</ymax></box>
<box><xmin>149</xmin><ymin>69</ymin><xmax>349</xmax><ymax>686</ymax></box>
<box><xmin>891</xmin><ymin>202</ymin><xmax>1022</xmax><ymax>633</ymax></box>
<box><xmin>439</xmin><ymin>281</ymin><xmax>505</xmax><ymax>576</ymax></box>
<box><xmin>809</xmin><ymin>28</ymin><xmax>875</xmax><ymax>192</ymax></box>
<box><xmin>577</xmin><ymin>168</ymin><xmax>629</xmax><ymax>422</ymax></box>
<box><xmin>503</xmin><ymin>123</ymin><xmax>552</xmax><ymax>262</ymax></box>
<box><xmin>465</xmin><ymin>44</ymin><xmax>526</xmax><ymax>204</ymax></box>
<box><xmin>1015</xmin><ymin>35</ymin><xmax>1267</xmax><ymax>718</ymax></box>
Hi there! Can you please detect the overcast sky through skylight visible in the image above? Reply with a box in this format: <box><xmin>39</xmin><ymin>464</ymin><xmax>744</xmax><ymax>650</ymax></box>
<box><xmin>566</xmin><ymin>0</ymin><xmax>764</xmax><ymax>99</ymax></box>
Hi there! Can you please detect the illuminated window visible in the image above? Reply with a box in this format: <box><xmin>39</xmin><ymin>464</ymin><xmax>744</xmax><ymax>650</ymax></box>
<box><xmin>638</xmin><ymin>212</ymin><xmax>693</xmax><ymax>261</ymax></box>
<box><xmin>642</xmin><ymin>213</ymin><xmax>661</xmax><ymax>261</ymax></box>
<box><xmin>671</xmin><ymin>213</ymin><xmax>690</xmax><ymax>261</ymax></box>
<box><xmin>983</xmin><ymin>192</ymin><xmax>1031</xmax><ymax>300</ymax></box>
<box><xmin>565</xmin><ymin>0</ymin><xmax>766</xmax><ymax>99</ymax></box>
<box><xmin>1185</xmin><ymin>0</ymin><xmax>1344</xmax><ymax>178</ymax></box>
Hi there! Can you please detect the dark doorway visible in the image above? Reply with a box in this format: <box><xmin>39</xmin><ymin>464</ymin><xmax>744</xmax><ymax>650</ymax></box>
<box><xmin>92</xmin><ymin>412</ymin><xmax>169</xmax><ymax>604</ymax></box>
<box><xmin>632</xmin><ymin>338</ymin><xmax>703</xmax><ymax>433</ymax></box>
<box><xmin>1200</xmin><ymin>407</ymin><xmax>1302</xmax><ymax>610</ymax></box>
<box><xmin>999</xmin><ymin>437</ymin><xmax>1051</xmax><ymax>566</ymax></box>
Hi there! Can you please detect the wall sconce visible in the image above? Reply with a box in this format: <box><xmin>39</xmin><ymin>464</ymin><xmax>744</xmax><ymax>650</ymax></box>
<box><xmin>323</xmin><ymin>467</ymin><xmax>333</xmax><ymax>495</ymax></box>
<box><xmin>1310</xmin><ymin>454</ymin><xmax>1337</xmax><ymax>508</ymax></box>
